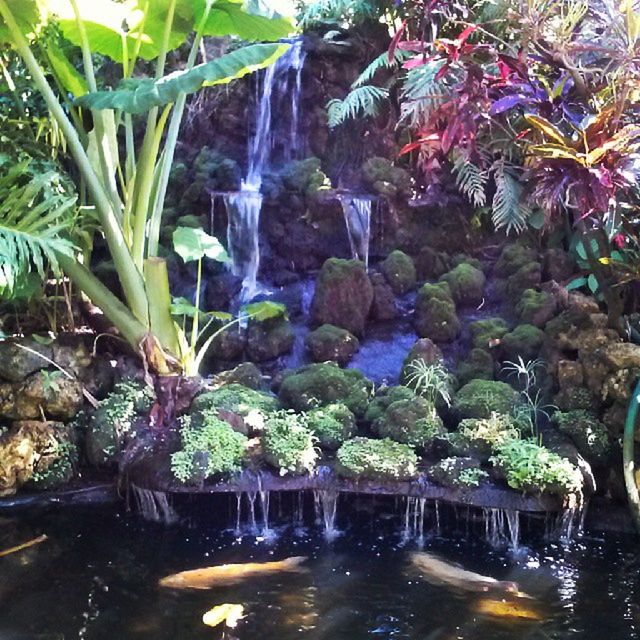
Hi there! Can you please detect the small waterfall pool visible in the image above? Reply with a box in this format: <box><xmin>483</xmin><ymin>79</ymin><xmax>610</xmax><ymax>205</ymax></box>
<box><xmin>1</xmin><ymin>501</ymin><xmax>637</xmax><ymax>640</ymax></box>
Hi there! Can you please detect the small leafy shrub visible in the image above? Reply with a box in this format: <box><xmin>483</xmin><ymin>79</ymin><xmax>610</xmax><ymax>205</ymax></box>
<box><xmin>490</xmin><ymin>440</ymin><xmax>583</xmax><ymax>496</ymax></box>
<box><xmin>429</xmin><ymin>457</ymin><xmax>488</xmax><ymax>488</ymax></box>
<box><xmin>171</xmin><ymin>415</ymin><xmax>247</xmax><ymax>485</ymax></box>
<box><xmin>306</xmin><ymin>403</ymin><xmax>356</xmax><ymax>450</ymax></box>
<box><xmin>336</xmin><ymin>437</ymin><xmax>418</xmax><ymax>481</ymax></box>
<box><xmin>458</xmin><ymin>412</ymin><xmax>521</xmax><ymax>451</ymax></box>
<box><xmin>402</xmin><ymin>359</ymin><xmax>452</xmax><ymax>407</ymax></box>
<box><xmin>262</xmin><ymin>411</ymin><xmax>318</xmax><ymax>476</ymax></box>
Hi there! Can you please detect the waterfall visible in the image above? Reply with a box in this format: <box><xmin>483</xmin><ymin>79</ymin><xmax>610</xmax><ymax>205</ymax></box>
<box><xmin>313</xmin><ymin>489</ymin><xmax>340</xmax><ymax>540</ymax></box>
<box><xmin>402</xmin><ymin>497</ymin><xmax>427</xmax><ymax>544</ymax></box>
<box><xmin>483</xmin><ymin>508</ymin><xmax>520</xmax><ymax>550</ymax></box>
<box><xmin>225</xmin><ymin>40</ymin><xmax>306</xmax><ymax>302</ymax></box>
<box><xmin>131</xmin><ymin>486</ymin><xmax>176</xmax><ymax>524</ymax></box>
<box><xmin>339</xmin><ymin>196</ymin><xmax>373</xmax><ymax>268</ymax></box>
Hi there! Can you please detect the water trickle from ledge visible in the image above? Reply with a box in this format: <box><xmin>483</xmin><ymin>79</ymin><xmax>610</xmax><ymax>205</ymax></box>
<box><xmin>131</xmin><ymin>487</ymin><xmax>176</xmax><ymax>524</ymax></box>
<box><xmin>483</xmin><ymin>508</ymin><xmax>520</xmax><ymax>550</ymax></box>
<box><xmin>313</xmin><ymin>489</ymin><xmax>340</xmax><ymax>541</ymax></box>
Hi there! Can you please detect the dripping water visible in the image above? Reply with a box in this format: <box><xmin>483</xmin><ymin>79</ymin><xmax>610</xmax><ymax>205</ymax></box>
<box><xmin>131</xmin><ymin>486</ymin><xmax>176</xmax><ymax>524</ymax></box>
<box><xmin>313</xmin><ymin>489</ymin><xmax>340</xmax><ymax>541</ymax></box>
<box><xmin>483</xmin><ymin>508</ymin><xmax>520</xmax><ymax>550</ymax></box>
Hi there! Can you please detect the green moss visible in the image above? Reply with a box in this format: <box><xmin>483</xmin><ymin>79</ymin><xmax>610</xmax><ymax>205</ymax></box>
<box><xmin>429</xmin><ymin>457</ymin><xmax>488</xmax><ymax>488</ymax></box>
<box><xmin>364</xmin><ymin>386</ymin><xmax>416</xmax><ymax>424</ymax></box>
<box><xmin>30</xmin><ymin>438</ymin><xmax>77</xmax><ymax>490</ymax></box>
<box><xmin>553</xmin><ymin>410</ymin><xmax>610</xmax><ymax>464</ymax></box>
<box><xmin>192</xmin><ymin>384</ymin><xmax>280</xmax><ymax>431</ymax></box>
<box><xmin>278</xmin><ymin>362</ymin><xmax>373</xmax><ymax>417</ymax></box>
<box><xmin>516</xmin><ymin>289</ymin><xmax>557</xmax><ymax>327</ymax></box>
<box><xmin>375</xmin><ymin>396</ymin><xmax>445</xmax><ymax>448</ymax></box>
<box><xmin>452</xmin><ymin>379</ymin><xmax>519</xmax><ymax>420</ymax></box>
<box><xmin>554</xmin><ymin>386</ymin><xmax>597</xmax><ymax>412</ymax></box>
<box><xmin>262</xmin><ymin>411</ymin><xmax>318</xmax><ymax>475</ymax></box>
<box><xmin>457</xmin><ymin>412</ymin><xmax>521</xmax><ymax>457</ymax></box>
<box><xmin>469</xmin><ymin>318</ymin><xmax>509</xmax><ymax>350</ymax></box>
<box><xmin>450</xmin><ymin>254</ymin><xmax>483</xmax><ymax>271</ymax></box>
<box><xmin>494</xmin><ymin>244</ymin><xmax>538</xmax><ymax>277</ymax></box>
<box><xmin>501</xmin><ymin>324</ymin><xmax>545</xmax><ymax>360</ymax></box>
<box><xmin>380</xmin><ymin>250</ymin><xmax>417</xmax><ymax>295</ymax></box>
<box><xmin>335</xmin><ymin>437</ymin><xmax>418</xmax><ymax>480</ymax></box>
<box><xmin>170</xmin><ymin>415</ymin><xmax>247</xmax><ymax>485</ymax></box>
<box><xmin>305</xmin><ymin>324</ymin><xmax>359</xmax><ymax>365</ymax></box>
<box><xmin>306</xmin><ymin>403</ymin><xmax>356</xmax><ymax>450</ymax></box>
<box><xmin>490</xmin><ymin>439</ymin><xmax>583</xmax><ymax>495</ymax></box>
<box><xmin>439</xmin><ymin>263</ymin><xmax>486</xmax><ymax>306</ymax></box>
<box><xmin>281</xmin><ymin>157</ymin><xmax>330</xmax><ymax>196</ymax></box>
<box><xmin>456</xmin><ymin>348</ymin><xmax>494</xmax><ymax>386</ymax></box>
<box><xmin>362</xmin><ymin>157</ymin><xmax>412</xmax><ymax>198</ymax></box>
<box><xmin>414</xmin><ymin>282</ymin><xmax>460</xmax><ymax>342</ymax></box>
<box><xmin>505</xmin><ymin>262</ymin><xmax>542</xmax><ymax>298</ymax></box>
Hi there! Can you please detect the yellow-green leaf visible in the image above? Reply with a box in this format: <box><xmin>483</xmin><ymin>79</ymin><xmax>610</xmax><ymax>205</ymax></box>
<box><xmin>524</xmin><ymin>114</ymin><xmax>573</xmax><ymax>147</ymax></box>
<box><xmin>46</xmin><ymin>39</ymin><xmax>88</xmax><ymax>97</ymax></box>
<box><xmin>530</xmin><ymin>144</ymin><xmax>586</xmax><ymax>165</ymax></box>
<box><xmin>0</xmin><ymin>0</ymin><xmax>39</xmax><ymax>44</ymax></box>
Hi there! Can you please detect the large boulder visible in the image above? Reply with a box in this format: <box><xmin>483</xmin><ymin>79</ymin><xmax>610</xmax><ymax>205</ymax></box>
<box><xmin>414</xmin><ymin>282</ymin><xmax>460</xmax><ymax>342</ymax></box>
<box><xmin>310</xmin><ymin>258</ymin><xmax>373</xmax><ymax>336</ymax></box>
<box><xmin>278</xmin><ymin>362</ymin><xmax>373</xmax><ymax>417</ymax></box>
<box><xmin>246</xmin><ymin>312</ymin><xmax>294</xmax><ymax>362</ymax></box>
<box><xmin>369</xmin><ymin>273</ymin><xmax>398</xmax><ymax>321</ymax></box>
<box><xmin>439</xmin><ymin>263</ymin><xmax>485</xmax><ymax>307</ymax></box>
<box><xmin>305</xmin><ymin>324</ymin><xmax>360</xmax><ymax>365</ymax></box>
<box><xmin>380</xmin><ymin>250</ymin><xmax>417</xmax><ymax>295</ymax></box>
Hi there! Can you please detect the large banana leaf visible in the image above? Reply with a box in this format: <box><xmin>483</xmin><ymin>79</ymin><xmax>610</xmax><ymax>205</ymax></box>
<box><xmin>74</xmin><ymin>42</ymin><xmax>289</xmax><ymax>114</ymax></box>
<box><xmin>0</xmin><ymin>0</ymin><xmax>39</xmax><ymax>44</ymax></box>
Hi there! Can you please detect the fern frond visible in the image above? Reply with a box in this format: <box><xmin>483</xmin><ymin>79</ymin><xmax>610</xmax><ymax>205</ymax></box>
<box><xmin>327</xmin><ymin>85</ymin><xmax>388</xmax><ymax>128</ymax></box>
<box><xmin>352</xmin><ymin>49</ymin><xmax>413</xmax><ymax>88</ymax></box>
<box><xmin>399</xmin><ymin>60</ymin><xmax>450</xmax><ymax>127</ymax></box>
<box><xmin>492</xmin><ymin>161</ymin><xmax>530</xmax><ymax>234</ymax></box>
<box><xmin>453</xmin><ymin>155</ymin><xmax>488</xmax><ymax>208</ymax></box>
<box><xmin>0</xmin><ymin>162</ymin><xmax>78</xmax><ymax>292</ymax></box>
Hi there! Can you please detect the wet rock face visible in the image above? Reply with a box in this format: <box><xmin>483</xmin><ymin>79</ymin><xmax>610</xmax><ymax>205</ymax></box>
<box><xmin>305</xmin><ymin>324</ymin><xmax>360</xmax><ymax>365</ymax></box>
<box><xmin>414</xmin><ymin>282</ymin><xmax>460</xmax><ymax>342</ymax></box>
<box><xmin>369</xmin><ymin>273</ymin><xmax>398</xmax><ymax>321</ymax></box>
<box><xmin>310</xmin><ymin>258</ymin><xmax>373</xmax><ymax>337</ymax></box>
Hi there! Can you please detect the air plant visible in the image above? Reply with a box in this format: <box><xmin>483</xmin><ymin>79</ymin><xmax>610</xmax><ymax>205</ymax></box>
<box><xmin>501</xmin><ymin>357</ymin><xmax>545</xmax><ymax>393</ymax></box>
<box><xmin>403</xmin><ymin>358</ymin><xmax>453</xmax><ymax>407</ymax></box>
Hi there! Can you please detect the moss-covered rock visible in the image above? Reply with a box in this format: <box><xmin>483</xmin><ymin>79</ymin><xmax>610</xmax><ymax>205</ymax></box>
<box><xmin>380</xmin><ymin>250</ymin><xmax>417</xmax><ymax>295</ymax></box>
<box><xmin>516</xmin><ymin>289</ymin><xmax>557</xmax><ymax>327</ymax></box>
<box><xmin>501</xmin><ymin>324</ymin><xmax>545</xmax><ymax>361</ymax></box>
<box><xmin>553</xmin><ymin>386</ymin><xmax>597</xmax><ymax>412</ymax></box>
<box><xmin>439</xmin><ymin>263</ymin><xmax>486</xmax><ymax>307</ymax></box>
<box><xmin>452</xmin><ymin>379</ymin><xmax>519</xmax><ymax>420</ymax></box>
<box><xmin>311</xmin><ymin>258</ymin><xmax>374</xmax><ymax>336</ymax></box>
<box><xmin>281</xmin><ymin>157</ymin><xmax>330</xmax><ymax>197</ymax></box>
<box><xmin>370</xmin><ymin>272</ymin><xmax>398</xmax><ymax>320</ymax></box>
<box><xmin>455</xmin><ymin>412</ymin><xmax>521</xmax><ymax>459</ymax></box>
<box><xmin>429</xmin><ymin>457</ymin><xmax>488</xmax><ymax>488</ymax></box>
<box><xmin>246</xmin><ymin>308</ymin><xmax>294</xmax><ymax>362</ymax></box>
<box><xmin>362</xmin><ymin>157</ymin><xmax>412</xmax><ymax>198</ymax></box>
<box><xmin>415</xmin><ymin>246</ymin><xmax>451</xmax><ymax>280</ymax></box>
<box><xmin>490</xmin><ymin>439</ymin><xmax>583</xmax><ymax>495</ymax></box>
<box><xmin>374</xmin><ymin>396</ymin><xmax>445</xmax><ymax>448</ymax></box>
<box><xmin>305</xmin><ymin>324</ymin><xmax>359</xmax><ymax>365</ymax></box>
<box><xmin>494</xmin><ymin>244</ymin><xmax>538</xmax><ymax>278</ymax></box>
<box><xmin>414</xmin><ymin>282</ymin><xmax>460</xmax><ymax>342</ymax></box>
<box><xmin>262</xmin><ymin>411</ymin><xmax>318</xmax><ymax>475</ymax></box>
<box><xmin>170</xmin><ymin>414</ymin><xmax>247</xmax><ymax>485</ymax></box>
<box><xmin>505</xmin><ymin>262</ymin><xmax>542</xmax><ymax>299</ymax></box>
<box><xmin>212</xmin><ymin>363</ymin><xmax>263</xmax><ymax>390</ymax></box>
<box><xmin>191</xmin><ymin>384</ymin><xmax>280</xmax><ymax>433</ymax></box>
<box><xmin>400</xmin><ymin>339</ymin><xmax>443</xmax><ymax>385</ymax></box>
<box><xmin>306</xmin><ymin>403</ymin><xmax>356</xmax><ymax>450</ymax></box>
<box><xmin>456</xmin><ymin>348</ymin><xmax>494</xmax><ymax>386</ymax></box>
<box><xmin>552</xmin><ymin>410</ymin><xmax>610</xmax><ymax>465</ymax></box>
<box><xmin>85</xmin><ymin>380</ymin><xmax>154</xmax><ymax>467</ymax></box>
<box><xmin>278</xmin><ymin>362</ymin><xmax>373</xmax><ymax>417</ymax></box>
<box><xmin>335</xmin><ymin>437</ymin><xmax>418</xmax><ymax>480</ymax></box>
<box><xmin>470</xmin><ymin>318</ymin><xmax>509</xmax><ymax>350</ymax></box>
<box><xmin>363</xmin><ymin>386</ymin><xmax>416</xmax><ymax>424</ymax></box>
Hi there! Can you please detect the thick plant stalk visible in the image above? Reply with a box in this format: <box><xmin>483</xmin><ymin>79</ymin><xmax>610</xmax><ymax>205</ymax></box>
<box><xmin>623</xmin><ymin>378</ymin><xmax>640</xmax><ymax>532</ymax></box>
<box><xmin>0</xmin><ymin>0</ymin><xmax>149</xmax><ymax>325</ymax></box>
<box><xmin>143</xmin><ymin>257</ymin><xmax>180</xmax><ymax>357</ymax></box>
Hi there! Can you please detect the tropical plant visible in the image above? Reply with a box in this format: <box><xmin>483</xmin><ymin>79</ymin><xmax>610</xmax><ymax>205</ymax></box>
<box><xmin>0</xmin><ymin>0</ymin><xmax>293</xmax><ymax>375</ymax></box>
<box><xmin>402</xmin><ymin>358</ymin><xmax>452</xmax><ymax>407</ymax></box>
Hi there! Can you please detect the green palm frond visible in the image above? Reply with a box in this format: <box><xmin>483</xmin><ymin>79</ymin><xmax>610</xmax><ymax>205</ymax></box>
<box><xmin>352</xmin><ymin>49</ymin><xmax>413</xmax><ymax>88</ymax></box>
<box><xmin>0</xmin><ymin>162</ymin><xmax>78</xmax><ymax>292</ymax></box>
<box><xmin>327</xmin><ymin>85</ymin><xmax>388</xmax><ymax>128</ymax></box>
<box><xmin>399</xmin><ymin>60</ymin><xmax>450</xmax><ymax>127</ymax></box>
<box><xmin>453</xmin><ymin>155</ymin><xmax>488</xmax><ymax>208</ymax></box>
<box><xmin>491</xmin><ymin>161</ymin><xmax>530</xmax><ymax>234</ymax></box>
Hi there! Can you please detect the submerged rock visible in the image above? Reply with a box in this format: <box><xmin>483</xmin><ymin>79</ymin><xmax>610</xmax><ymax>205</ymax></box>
<box><xmin>452</xmin><ymin>379</ymin><xmax>519</xmax><ymax>420</ymax></box>
<box><xmin>439</xmin><ymin>263</ymin><xmax>485</xmax><ymax>307</ymax></box>
<box><xmin>335</xmin><ymin>437</ymin><xmax>418</xmax><ymax>480</ymax></box>
<box><xmin>278</xmin><ymin>362</ymin><xmax>373</xmax><ymax>417</ymax></box>
<box><xmin>305</xmin><ymin>324</ymin><xmax>360</xmax><ymax>365</ymax></box>
<box><xmin>414</xmin><ymin>282</ymin><xmax>460</xmax><ymax>342</ymax></box>
<box><xmin>380</xmin><ymin>250</ymin><xmax>417</xmax><ymax>295</ymax></box>
<box><xmin>310</xmin><ymin>258</ymin><xmax>374</xmax><ymax>336</ymax></box>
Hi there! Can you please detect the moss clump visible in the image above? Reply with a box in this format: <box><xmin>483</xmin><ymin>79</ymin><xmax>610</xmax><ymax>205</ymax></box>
<box><xmin>505</xmin><ymin>262</ymin><xmax>542</xmax><ymax>299</ymax></box>
<box><xmin>501</xmin><ymin>324</ymin><xmax>545</xmax><ymax>361</ymax></box>
<box><xmin>490</xmin><ymin>439</ymin><xmax>583</xmax><ymax>495</ymax></box>
<box><xmin>516</xmin><ymin>289</ymin><xmax>557</xmax><ymax>327</ymax></box>
<box><xmin>170</xmin><ymin>415</ymin><xmax>247</xmax><ymax>485</ymax></box>
<box><xmin>335</xmin><ymin>437</ymin><xmax>418</xmax><ymax>481</ymax></box>
<box><xmin>552</xmin><ymin>410</ymin><xmax>610</xmax><ymax>465</ymax></box>
<box><xmin>414</xmin><ymin>282</ymin><xmax>460</xmax><ymax>342</ymax></box>
<box><xmin>452</xmin><ymin>379</ymin><xmax>519</xmax><ymax>420</ymax></box>
<box><xmin>456</xmin><ymin>412</ymin><xmax>521</xmax><ymax>458</ymax></box>
<box><xmin>494</xmin><ymin>244</ymin><xmax>538</xmax><ymax>278</ymax></box>
<box><xmin>554</xmin><ymin>386</ymin><xmax>597</xmax><ymax>412</ymax></box>
<box><xmin>439</xmin><ymin>263</ymin><xmax>486</xmax><ymax>307</ymax></box>
<box><xmin>362</xmin><ymin>157</ymin><xmax>412</xmax><ymax>198</ymax></box>
<box><xmin>305</xmin><ymin>324</ymin><xmax>359</xmax><ymax>365</ymax></box>
<box><xmin>262</xmin><ymin>411</ymin><xmax>318</xmax><ymax>475</ymax></box>
<box><xmin>30</xmin><ymin>436</ymin><xmax>78</xmax><ymax>490</ymax></box>
<box><xmin>192</xmin><ymin>384</ymin><xmax>280</xmax><ymax>432</ymax></box>
<box><xmin>281</xmin><ymin>157</ymin><xmax>331</xmax><ymax>196</ymax></box>
<box><xmin>85</xmin><ymin>379</ymin><xmax>155</xmax><ymax>467</ymax></box>
<box><xmin>456</xmin><ymin>348</ymin><xmax>494</xmax><ymax>386</ymax></box>
<box><xmin>380</xmin><ymin>250</ymin><xmax>417</xmax><ymax>295</ymax></box>
<box><xmin>306</xmin><ymin>403</ymin><xmax>356</xmax><ymax>450</ymax></box>
<box><xmin>429</xmin><ymin>457</ymin><xmax>488</xmax><ymax>488</ymax></box>
<box><xmin>375</xmin><ymin>396</ymin><xmax>446</xmax><ymax>448</ymax></box>
<box><xmin>469</xmin><ymin>318</ymin><xmax>509</xmax><ymax>350</ymax></box>
<box><xmin>364</xmin><ymin>386</ymin><xmax>416</xmax><ymax>424</ymax></box>
<box><xmin>278</xmin><ymin>362</ymin><xmax>373</xmax><ymax>417</ymax></box>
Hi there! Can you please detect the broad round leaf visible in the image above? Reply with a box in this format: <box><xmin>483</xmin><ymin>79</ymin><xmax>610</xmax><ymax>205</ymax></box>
<box><xmin>173</xmin><ymin>226</ymin><xmax>229</xmax><ymax>263</ymax></box>
<box><xmin>242</xmin><ymin>300</ymin><xmax>286</xmax><ymax>321</ymax></box>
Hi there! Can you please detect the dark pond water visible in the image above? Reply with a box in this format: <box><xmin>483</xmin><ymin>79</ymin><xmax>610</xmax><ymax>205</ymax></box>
<box><xmin>1</xmin><ymin>499</ymin><xmax>639</xmax><ymax>640</ymax></box>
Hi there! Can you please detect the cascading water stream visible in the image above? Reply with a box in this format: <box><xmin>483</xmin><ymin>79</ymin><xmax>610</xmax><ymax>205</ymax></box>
<box><xmin>224</xmin><ymin>40</ymin><xmax>306</xmax><ymax>302</ymax></box>
<box><xmin>339</xmin><ymin>196</ymin><xmax>373</xmax><ymax>268</ymax></box>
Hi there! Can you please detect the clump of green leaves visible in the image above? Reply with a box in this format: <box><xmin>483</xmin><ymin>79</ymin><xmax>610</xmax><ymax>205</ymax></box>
<box><xmin>335</xmin><ymin>437</ymin><xmax>418</xmax><ymax>481</ymax></box>
<box><xmin>306</xmin><ymin>403</ymin><xmax>356</xmax><ymax>450</ymax></box>
<box><xmin>458</xmin><ymin>412</ymin><xmax>521</xmax><ymax>450</ymax></box>
<box><xmin>490</xmin><ymin>439</ymin><xmax>583</xmax><ymax>495</ymax></box>
<box><xmin>171</xmin><ymin>414</ymin><xmax>247</xmax><ymax>484</ymax></box>
<box><xmin>262</xmin><ymin>411</ymin><xmax>318</xmax><ymax>476</ymax></box>
<box><xmin>429</xmin><ymin>456</ymin><xmax>488</xmax><ymax>488</ymax></box>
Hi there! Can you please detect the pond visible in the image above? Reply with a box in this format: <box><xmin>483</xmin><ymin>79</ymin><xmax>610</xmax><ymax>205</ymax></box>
<box><xmin>1</xmin><ymin>501</ymin><xmax>638</xmax><ymax>640</ymax></box>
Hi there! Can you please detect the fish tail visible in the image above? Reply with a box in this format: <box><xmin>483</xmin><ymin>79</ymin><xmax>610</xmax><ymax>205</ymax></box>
<box><xmin>283</xmin><ymin>556</ymin><xmax>309</xmax><ymax>571</ymax></box>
